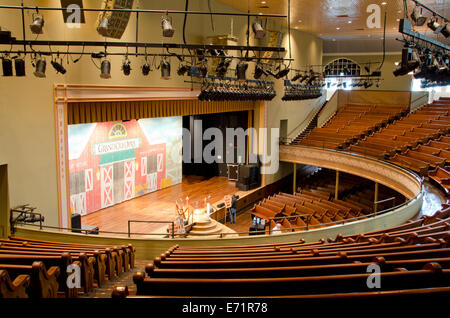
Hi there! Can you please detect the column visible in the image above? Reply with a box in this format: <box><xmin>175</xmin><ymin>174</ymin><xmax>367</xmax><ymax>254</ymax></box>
<box><xmin>335</xmin><ymin>170</ymin><xmax>340</xmax><ymax>200</ymax></box>
<box><xmin>293</xmin><ymin>163</ymin><xmax>297</xmax><ymax>194</ymax></box>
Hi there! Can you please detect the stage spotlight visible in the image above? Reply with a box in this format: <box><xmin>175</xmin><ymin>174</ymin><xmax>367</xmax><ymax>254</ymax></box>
<box><xmin>376</xmin><ymin>81</ymin><xmax>381</xmax><ymax>88</ymax></box>
<box><xmin>363</xmin><ymin>81</ymin><xmax>373</xmax><ymax>89</ymax></box>
<box><xmin>97</xmin><ymin>17</ymin><xmax>109</xmax><ymax>37</ymax></box>
<box><xmin>441</xmin><ymin>24</ymin><xmax>450</xmax><ymax>38</ymax></box>
<box><xmin>275</xmin><ymin>66</ymin><xmax>290</xmax><ymax>79</ymax></box>
<box><xmin>30</xmin><ymin>14</ymin><xmax>44</xmax><ymax>34</ymax></box>
<box><xmin>14</xmin><ymin>58</ymin><xmax>26</xmax><ymax>76</ymax></box>
<box><xmin>428</xmin><ymin>16</ymin><xmax>441</xmax><ymax>32</ymax></box>
<box><xmin>122</xmin><ymin>58</ymin><xmax>131</xmax><ymax>76</ymax></box>
<box><xmin>177</xmin><ymin>64</ymin><xmax>190</xmax><ymax>76</ymax></box>
<box><xmin>236</xmin><ymin>62</ymin><xmax>248</xmax><ymax>81</ymax></box>
<box><xmin>253</xmin><ymin>22</ymin><xmax>266</xmax><ymax>39</ymax></box>
<box><xmin>196</xmin><ymin>49</ymin><xmax>206</xmax><ymax>62</ymax></box>
<box><xmin>393</xmin><ymin>48</ymin><xmax>420</xmax><ymax>77</ymax></box>
<box><xmin>291</xmin><ymin>73</ymin><xmax>303</xmax><ymax>82</ymax></box>
<box><xmin>141</xmin><ymin>62</ymin><xmax>151</xmax><ymax>76</ymax></box>
<box><xmin>162</xmin><ymin>15</ymin><xmax>175</xmax><ymax>38</ymax></box>
<box><xmin>33</xmin><ymin>58</ymin><xmax>46</xmax><ymax>78</ymax></box>
<box><xmin>364</xmin><ymin>66</ymin><xmax>371</xmax><ymax>74</ymax></box>
<box><xmin>51</xmin><ymin>59</ymin><xmax>67</xmax><ymax>75</ymax></box>
<box><xmin>2</xmin><ymin>57</ymin><xmax>13</xmax><ymax>76</ymax></box>
<box><xmin>254</xmin><ymin>64</ymin><xmax>268</xmax><ymax>79</ymax></box>
<box><xmin>161</xmin><ymin>59</ymin><xmax>171</xmax><ymax>80</ymax></box>
<box><xmin>208</xmin><ymin>49</ymin><xmax>218</xmax><ymax>57</ymax></box>
<box><xmin>411</xmin><ymin>6</ymin><xmax>427</xmax><ymax>26</ymax></box>
<box><xmin>100</xmin><ymin>60</ymin><xmax>111</xmax><ymax>79</ymax></box>
<box><xmin>216</xmin><ymin>58</ymin><xmax>231</xmax><ymax>77</ymax></box>
<box><xmin>199</xmin><ymin>65</ymin><xmax>208</xmax><ymax>78</ymax></box>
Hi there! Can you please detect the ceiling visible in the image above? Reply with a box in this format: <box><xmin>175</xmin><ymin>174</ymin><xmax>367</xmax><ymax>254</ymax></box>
<box><xmin>217</xmin><ymin>0</ymin><xmax>450</xmax><ymax>53</ymax></box>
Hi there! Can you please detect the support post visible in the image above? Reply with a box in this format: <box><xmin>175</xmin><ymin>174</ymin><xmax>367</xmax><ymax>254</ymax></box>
<box><xmin>335</xmin><ymin>170</ymin><xmax>339</xmax><ymax>200</ymax></box>
<box><xmin>374</xmin><ymin>182</ymin><xmax>379</xmax><ymax>214</ymax></box>
<box><xmin>293</xmin><ymin>163</ymin><xmax>297</xmax><ymax>194</ymax></box>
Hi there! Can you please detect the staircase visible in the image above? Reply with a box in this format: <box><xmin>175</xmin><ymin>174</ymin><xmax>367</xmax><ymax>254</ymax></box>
<box><xmin>290</xmin><ymin>102</ymin><xmax>327</xmax><ymax>145</ymax></box>
<box><xmin>187</xmin><ymin>219</ymin><xmax>237</xmax><ymax>237</ymax></box>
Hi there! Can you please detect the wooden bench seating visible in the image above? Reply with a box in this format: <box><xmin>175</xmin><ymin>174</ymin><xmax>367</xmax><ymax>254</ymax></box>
<box><xmin>389</xmin><ymin>154</ymin><xmax>429</xmax><ymax>176</ymax></box>
<box><xmin>429</xmin><ymin>167</ymin><xmax>450</xmax><ymax>197</ymax></box>
<box><xmin>0</xmin><ymin>261</ymin><xmax>59</xmax><ymax>298</ymax></box>
<box><xmin>402</xmin><ymin>149</ymin><xmax>446</xmax><ymax>168</ymax></box>
<box><xmin>0</xmin><ymin>269</ymin><xmax>30</xmax><ymax>298</ymax></box>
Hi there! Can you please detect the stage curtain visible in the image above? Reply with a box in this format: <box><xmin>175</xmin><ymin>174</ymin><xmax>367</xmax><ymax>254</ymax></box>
<box><xmin>68</xmin><ymin>100</ymin><xmax>255</xmax><ymax>125</ymax></box>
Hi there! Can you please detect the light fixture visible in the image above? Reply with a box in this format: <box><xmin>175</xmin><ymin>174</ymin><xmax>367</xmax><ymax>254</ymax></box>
<box><xmin>428</xmin><ymin>16</ymin><xmax>441</xmax><ymax>32</ymax></box>
<box><xmin>254</xmin><ymin>64</ymin><xmax>268</xmax><ymax>79</ymax></box>
<box><xmin>33</xmin><ymin>58</ymin><xmax>46</xmax><ymax>78</ymax></box>
<box><xmin>441</xmin><ymin>24</ymin><xmax>450</xmax><ymax>38</ymax></box>
<box><xmin>97</xmin><ymin>17</ymin><xmax>109</xmax><ymax>37</ymax></box>
<box><xmin>2</xmin><ymin>57</ymin><xmax>13</xmax><ymax>76</ymax></box>
<box><xmin>162</xmin><ymin>15</ymin><xmax>175</xmax><ymax>38</ymax></box>
<box><xmin>253</xmin><ymin>21</ymin><xmax>266</xmax><ymax>39</ymax></box>
<box><xmin>411</xmin><ymin>6</ymin><xmax>427</xmax><ymax>26</ymax></box>
<box><xmin>291</xmin><ymin>72</ymin><xmax>303</xmax><ymax>82</ymax></box>
<box><xmin>199</xmin><ymin>65</ymin><xmax>208</xmax><ymax>78</ymax></box>
<box><xmin>51</xmin><ymin>58</ymin><xmax>67</xmax><ymax>75</ymax></box>
<box><xmin>215</xmin><ymin>58</ymin><xmax>231</xmax><ymax>77</ymax></box>
<box><xmin>393</xmin><ymin>48</ymin><xmax>420</xmax><ymax>77</ymax></box>
<box><xmin>161</xmin><ymin>58</ymin><xmax>171</xmax><ymax>79</ymax></box>
<box><xmin>236</xmin><ymin>62</ymin><xmax>248</xmax><ymax>81</ymax></box>
<box><xmin>122</xmin><ymin>57</ymin><xmax>131</xmax><ymax>76</ymax></box>
<box><xmin>177</xmin><ymin>64</ymin><xmax>190</xmax><ymax>76</ymax></box>
<box><xmin>14</xmin><ymin>57</ymin><xmax>26</xmax><ymax>76</ymax></box>
<box><xmin>141</xmin><ymin>62</ymin><xmax>151</xmax><ymax>76</ymax></box>
<box><xmin>275</xmin><ymin>65</ymin><xmax>290</xmax><ymax>79</ymax></box>
<box><xmin>100</xmin><ymin>59</ymin><xmax>111</xmax><ymax>79</ymax></box>
<box><xmin>30</xmin><ymin>13</ymin><xmax>44</xmax><ymax>34</ymax></box>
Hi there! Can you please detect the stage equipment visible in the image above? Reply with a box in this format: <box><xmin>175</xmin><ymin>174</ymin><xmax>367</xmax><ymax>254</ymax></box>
<box><xmin>30</xmin><ymin>14</ymin><xmax>44</xmax><ymax>34</ymax></box>
<box><xmin>2</xmin><ymin>57</ymin><xmax>12</xmax><ymax>76</ymax></box>
<box><xmin>100</xmin><ymin>59</ymin><xmax>112</xmax><ymax>78</ymax></box>
<box><xmin>33</xmin><ymin>58</ymin><xmax>47</xmax><ymax>78</ymax></box>
<box><xmin>162</xmin><ymin>15</ymin><xmax>175</xmax><ymax>38</ymax></box>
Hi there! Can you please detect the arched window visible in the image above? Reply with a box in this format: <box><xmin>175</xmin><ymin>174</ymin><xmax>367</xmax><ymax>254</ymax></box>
<box><xmin>324</xmin><ymin>58</ymin><xmax>361</xmax><ymax>77</ymax></box>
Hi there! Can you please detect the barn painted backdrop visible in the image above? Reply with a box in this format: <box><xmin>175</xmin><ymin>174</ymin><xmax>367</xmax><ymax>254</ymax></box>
<box><xmin>68</xmin><ymin>117</ymin><xmax>183</xmax><ymax>215</ymax></box>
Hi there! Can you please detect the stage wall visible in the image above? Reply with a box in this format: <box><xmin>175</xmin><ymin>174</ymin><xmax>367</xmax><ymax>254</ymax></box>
<box><xmin>68</xmin><ymin>117</ymin><xmax>182</xmax><ymax>215</ymax></box>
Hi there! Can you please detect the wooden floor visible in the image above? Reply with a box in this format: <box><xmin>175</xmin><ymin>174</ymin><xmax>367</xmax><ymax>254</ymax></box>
<box><xmin>81</xmin><ymin>175</ymin><xmax>247</xmax><ymax>236</ymax></box>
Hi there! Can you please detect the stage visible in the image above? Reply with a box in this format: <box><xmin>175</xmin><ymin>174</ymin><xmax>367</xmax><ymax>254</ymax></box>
<box><xmin>81</xmin><ymin>175</ymin><xmax>254</xmax><ymax>237</ymax></box>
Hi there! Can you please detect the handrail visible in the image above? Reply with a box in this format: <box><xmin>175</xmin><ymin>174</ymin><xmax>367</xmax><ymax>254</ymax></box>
<box><xmin>285</xmin><ymin>102</ymin><xmax>324</xmax><ymax>139</ymax></box>
<box><xmin>127</xmin><ymin>220</ymin><xmax>175</xmax><ymax>238</ymax></box>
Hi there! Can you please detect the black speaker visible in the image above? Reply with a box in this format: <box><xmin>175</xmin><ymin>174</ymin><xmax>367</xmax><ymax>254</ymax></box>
<box><xmin>71</xmin><ymin>213</ymin><xmax>81</xmax><ymax>233</ymax></box>
<box><xmin>218</xmin><ymin>163</ymin><xmax>228</xmax><ymax>177</ymax></box>
<box><xmin>228</xmin><ymin>164</ymin><xmax>239</xmax><ymax>181</ymax></box>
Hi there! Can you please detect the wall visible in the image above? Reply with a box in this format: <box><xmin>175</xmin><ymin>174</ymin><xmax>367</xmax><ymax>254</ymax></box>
<box><xmin>322</xmin><ymin>54</ymin><xmax>412</xmax><ymax>92</ymax></box>
<box><xmin>0</xmin><ymin>0</ymin><xmax>324</xmax><ymax>227</ymax></box>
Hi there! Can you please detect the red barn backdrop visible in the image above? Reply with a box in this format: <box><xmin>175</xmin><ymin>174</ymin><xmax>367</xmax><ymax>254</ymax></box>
<box><xmin>68</xmin><ymin>118</ymin><xmax>181</xmax><ymax>215</ymax></box>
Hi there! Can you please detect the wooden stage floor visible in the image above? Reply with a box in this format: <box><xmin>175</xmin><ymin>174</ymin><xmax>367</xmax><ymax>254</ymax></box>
<box><xmin>81</xmin><ymin>175</ymin><xmax>252</xmax><ymax>237</ymax></box>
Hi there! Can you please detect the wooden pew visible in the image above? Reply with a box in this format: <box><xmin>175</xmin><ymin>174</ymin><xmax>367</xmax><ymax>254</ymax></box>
<box><xmin>0</xmin><ymin>261</ymin><xmax>59</xmax><ymax>298</ymax></box>
<box><xmin>0</xmin><ymin>269</ymin><xmax>30</xmax><ymax>298</ymax></box>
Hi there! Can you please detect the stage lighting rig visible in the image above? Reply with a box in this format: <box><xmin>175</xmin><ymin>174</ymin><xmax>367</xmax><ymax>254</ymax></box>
<box><xmin>162</xmin><ymin>15</ymin><xmax>175</xmax><ymax>38</ymax></box>
<box><xmin>411</xmin><ymin>6</ymin><xmax>427</xmax><ymax>26</ymax></box>
<box><xmin>100</xmin><ymin>59</ymin><xmax>111</xmax><ymax>79</ymax></box>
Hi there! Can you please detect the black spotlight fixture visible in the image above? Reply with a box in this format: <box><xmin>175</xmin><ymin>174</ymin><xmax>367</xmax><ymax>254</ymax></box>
<box><xmin>236</xmin><ymin>62</ymin><xmax>248</xmax><ymax>81</ymax></box>
<box><xmin>363</xmin><ymin>81</ymin><xmax>373</xmax><ymax>89</ymax></box>
<box><xmin>161</xmin><ymin>58</ymin><xmax>171</xmax><ymax>80</ymax></box>
<box><xmin>441</xmin><ymin>24</ymin><xmax>450</xmax><ymax>38</ymax></box>
<box><xmin>2</xmin><ymin>56</ymin><xmax>13</xmax><ymax>76</ymax></box>
<box><xmin>14</xmin><ymin>57</ymin><xmax>26</xmax><ymax>76</ymax></box>
<box><xmin>162</xmin><ymin>15</ymin><xmax>175</xmax><ymax>38</ymax></box>
<box><xmin>100</xmin><ymin>59</ymin><xmax>111</xmax><ymax>79</ymax></box>
<box><xmin>196</xmin><ymin>49</ymin><xmax>206</xmax><ymax>62</ymax></box>
<box><xmin>30</xmin><ymin>12</ymin><xmax>44</xmax><ymax>34</ymax></box>
<box><xmin>215</xmin><ymin>58</ymin><xmax>231</xmax><ymax>77</ymax></box>
<box><xmin>199</xmin><ymin>65</ymin><xmax>208</xmax><ymax>78</ymax></box>
<box><xmin>177</xmin><ymin>64</ymin><xmax>191</xmax><ymax>76</ymax></box>
<box><xmin>141</xmin><ymin>62</ymin><xmax>151</xmax><ymax>76</ymax></box>
<box><xmin>122</xmin><ymin>57</ymin><xmax>131</xmax><ymax>76</ymax></box>
<box><xmin>51</xmin><ymin>57</ymin><xmax>67</xmax><ymax>75</ymax></box>
<box><xmin>291</xmin><ymin>72</ymin><xmax>303</xmax><ymax>82</ymax></box>
<box><xmin>275</xmin><ymin>65</ymin><xmax>290</xmax><ymax>79</ymax></box>
<box><xmin>411</xmin><ymin>6</ymin><xmax>427</xmax><ymax>26</ymax></box>
<box><xmin>33</xmin><ymin>58</ymin><xmax>46</xmax><ymax>78</ymax></box>
<box><xmin>393</xmin><ymin>48</ymin><xmax>420</xmax><ymax>77</ymax></box>
<box><xmin>254</xmin><ymin>64</ymin><xmax>268</xmax><ymax>79</ymax></box>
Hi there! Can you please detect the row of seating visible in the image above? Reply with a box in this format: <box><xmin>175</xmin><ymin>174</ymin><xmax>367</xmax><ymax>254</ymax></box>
<box><xmin>113</xmin><ymin>203</ymin><xmax>450</xmax><ymax>297</ymax></box>
<box><xmin>0</xmin><ymin>236</ymin><xmax>135</xmax><ymax>298</ymax></box>
<box><xmin>297</xmin><ymin>104</ymin><xmax>408</xmax><ymax>149</ymax></box>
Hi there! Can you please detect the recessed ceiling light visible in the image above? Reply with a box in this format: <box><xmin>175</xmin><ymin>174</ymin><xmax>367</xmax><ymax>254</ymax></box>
<box><xmin>336</xmin><ymin>27</ymin><xmax>340</xmax><ymax>30</ymax></box>
<box><xmin>261</xmin><ymin>1</ymin><xmax>266</xmax><ymax>3</ymax></box>
<box><xmin>381</xmin><ymin>2</ymin><xmax>387</xmax><ymax>5</ymax></box>
<box><xmin>348</xmin><ymin>21</ymin><xmax>352</xmax><ymax>24</ymax></box>
<box><xmin>298</xmin><ymin>20</ymin><xmax>302</xmax><ymax>23</ymax></box>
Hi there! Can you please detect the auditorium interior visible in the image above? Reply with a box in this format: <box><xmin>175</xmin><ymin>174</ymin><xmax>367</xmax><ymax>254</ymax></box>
<box><xmin>0</xmin><ymin>0</ymin><xmax>450</xmax><ymax>304</ymax></box>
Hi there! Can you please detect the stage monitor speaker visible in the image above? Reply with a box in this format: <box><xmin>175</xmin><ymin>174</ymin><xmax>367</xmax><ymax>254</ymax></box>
<box><xmin>218</xmin><ymin>163</ymin><xmax>228</xmax><ymax>177</ymax></box>
<box><xmin>71</xmin><ymin>213</ymin><xmax>81</xmax><ymax>233</ymax></box>
<box><xmin>217</xmin><ymin>202</ymin><xmax>225</xmax><ymax>209</ymax></box>
<box><xmin>238</xmin><ymin>165</ymin><xmax>260</xmax><ymax>186</ymax></box>
<box><xmin>227</xmin><ymin>164</ymin><xmax>239</xmax><ymax>181</ymax></box>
